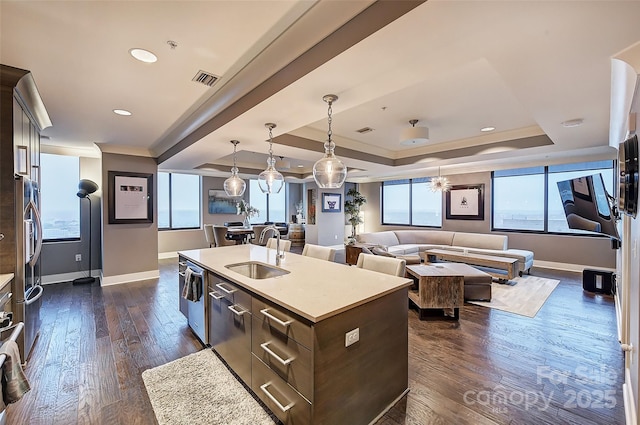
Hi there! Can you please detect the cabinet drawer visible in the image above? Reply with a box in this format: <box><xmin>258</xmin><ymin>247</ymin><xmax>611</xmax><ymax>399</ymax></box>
<box><xmin>251</xmin><ymin>354</ymin><xmax>311</xmax><ymax>425</ymax></box>
<box><xmin>252</xmin><ymin>316</ymin><xmax>312</xmax><ymax>401</ymax></box>
<box><xmin>209</xmin><ymin>273</ymin><xmax>251</xmax><ymax>308</ymax></box>
<box><xmin>252</xmin><ymin>298</ymin><xmax>312</xmax><ymax>349</ymax></box>
<box><xmin>209</xmin><ymin>294</ymin><xmax>251</xmax><ymax>384</ymax></box>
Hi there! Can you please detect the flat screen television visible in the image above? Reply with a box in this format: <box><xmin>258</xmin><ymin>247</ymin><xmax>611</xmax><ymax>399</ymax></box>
<box><xmin>557</xmin><ymin>173</ymin><xmax>620</xmax><ymax>240</ymax></box>
<box><xmin>618</xmin><ymin>134</ymin><xmax>638</xmax><ymax>218</ymax></box>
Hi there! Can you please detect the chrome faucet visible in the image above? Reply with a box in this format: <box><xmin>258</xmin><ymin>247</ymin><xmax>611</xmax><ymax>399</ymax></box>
<box><xmin>260</xmin><ymin>225</ymin><xmax>283</xmax><ymax>266</ymax></box>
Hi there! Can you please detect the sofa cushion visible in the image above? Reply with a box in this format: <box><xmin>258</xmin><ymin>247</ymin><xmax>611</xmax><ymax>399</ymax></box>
<box><xmin>356</xmin><ymin>231</ymin><xmax>400</xmax><ymax>247</ymax></box>
<box><xmin>388</xmin><ymin>244</ymin><xmax>420</xmax><ymax>255</ymax></box>
<box><xmin>452</xmin><ymin>232</ymin><xmax>508</xmax><ymax>250</ymax></box>
<box><xmin>394</xmin><ymin>230</ymin><xmax>455</xmax><ymax>246</ymax></box>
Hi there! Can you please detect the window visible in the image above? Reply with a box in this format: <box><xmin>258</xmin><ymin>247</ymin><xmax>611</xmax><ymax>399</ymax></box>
<box><xmin>492</xmin><ymin>161</ymin><xmax>614</xmax><ymax>234</ymax></box>
<box><xmin>493</xmin><ymin>167</ymin><xmax>545</xmax><ymax>231</ymax></box>
<box><xmin>249</xmin><ymin>180</ymin><xmax>286</xmax><ymax>223</ymax></box>
<box><xmin>41</xmin><ymin>153</ymin><xmax>80</xmax><ymax>240</ymax></box>
<box><xmin>158</xmin><ymin>172</ymin><xmax>201</xmax><ymax>230</ymax></box>
<box><xmin>412</xmin><ymin>177</ymin><xmax>443</xmax><ymax>226</ymax></box>
<box><xmin>382</xmin><ymin>178</ymin><xmax>442</xmax><ymax>227</ymax></box>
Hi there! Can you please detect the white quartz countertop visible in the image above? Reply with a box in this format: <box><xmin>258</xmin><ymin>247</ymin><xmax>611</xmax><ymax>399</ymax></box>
<box><xmin>0</xmin><ymin>274</ymin><xmax>14</xmax><ymax>291</ymax></box>
<box><xmin>178</xmin><ymin>245</ymin><xmax>412</xmax><ymax>323</ymax></box>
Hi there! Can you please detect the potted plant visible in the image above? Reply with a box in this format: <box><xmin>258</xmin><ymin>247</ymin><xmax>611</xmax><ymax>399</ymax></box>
<box><xmin>344</xmin><ymin>187</ymin><xmax>366</xmax><ymax>243</ymax></box>
<box><xmin>236</xmin><ymin>199</ymin><xmax>259</xmax><ymax>228</ymax></box>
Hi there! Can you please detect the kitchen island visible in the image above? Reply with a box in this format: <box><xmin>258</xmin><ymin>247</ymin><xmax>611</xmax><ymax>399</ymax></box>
<box><xmin>178</xmin><ymin>244</ymin><xmax>412</xmax><ymax>425</ymax></box>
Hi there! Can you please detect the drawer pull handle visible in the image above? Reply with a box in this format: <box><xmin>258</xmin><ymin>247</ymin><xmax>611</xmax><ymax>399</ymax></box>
<box><xmin>260</xmin><ymin>383</ymin><xmax>294</xmax><ymax>413</ymax></box>
<box><xmin>260</xmin><ymin>342</ymin><xmax>294</xmax><ymax>366</ymax></box>
<box><xmin>228</xmin><ymin>304</ymin><xmax>247</xmax><ymax>316</ymax></box>
<box><xmin>216</xmin><ymin>282</ymin><xmax>237</xmax><ymax>294</ymax></box>
<box><xmin>260</xmin><ymin>308</ymin><xmax>293</xmax><ymax>327</ymax></box>
<box><xmin>178</xmin><ymin>262</ymin><xmax>186</xmax><ymax>266</ymax></box>
<box><xmin>178</xmin><ymin>272</ymin><xmax>185</xmax><ymax>277</ymax></box>
<box><xmin>209</xmin><ymin>291</ymin><xmax>225</xmax><ymax>300</ymax></box>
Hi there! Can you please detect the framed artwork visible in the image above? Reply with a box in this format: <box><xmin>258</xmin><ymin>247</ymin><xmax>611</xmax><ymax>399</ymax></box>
<box><xmin>322</xmin><ymin>193</ymin><xmax>342</xmax><ymax>212</ymax></box>
<box><xmin>446</xmin><ymin>184</ymin><xmax>484</xmax><ymax>220</ymax></box>
<box><xmin>108</xmin><ymin>171</ymin><xmax>153</xmax><ymax>224</ymax></box>
<box><xmin>208</xmin><ymin>190</ymin><xmax>238</xmax><ymax>214</ymax></box>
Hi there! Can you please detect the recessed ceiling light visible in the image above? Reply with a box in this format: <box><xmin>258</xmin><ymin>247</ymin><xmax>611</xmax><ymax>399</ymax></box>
<box><xmin>561</xmin><ymin>118</ymin><xmax>584</xmax><ymax>128</ymax></box>
<box><xmin>113</xmin><ymin>109</ymin><xmax>132</xmax><ymax>116</ymax></box>
<box><xmin>129</xmin><ymin>48</ymin><xmax>157</xmax><ymax>63</ymax></box>
<box><xmin>480</xmin><ymin>126</ymin><xmax>495</xmax><ymax>132</ymax></box>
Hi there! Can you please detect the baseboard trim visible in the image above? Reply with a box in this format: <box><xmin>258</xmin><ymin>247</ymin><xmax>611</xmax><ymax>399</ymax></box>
<box><xmin>100</xmin><ymin>269</ymin><xmax>160</xmax><ymax>286</ymax></box>
<box><xmin>43</xmin><ymin>270</ymin><xmax>101</xmax><ymax>285</ymax></box>
<box><xmin>624</xmin><ymin>368</ymin><xmax>637</xmax><ymax>425</ymax></box>
<box><xmin>533</xmin><ymin>260</ymin><xmax>615</xmax><ymax>273</ymax></box>
<box><xmin>159</xmin><ymin>251</ymin><xmax>179</xmax><ymax>259</ymax></box>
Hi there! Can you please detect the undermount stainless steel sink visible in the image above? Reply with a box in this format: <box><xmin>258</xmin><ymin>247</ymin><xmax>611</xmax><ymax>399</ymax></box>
<box><xmin>225</xmin><ymin>261</ymin><xmax>290</xmax><ymax>280</ymax></box>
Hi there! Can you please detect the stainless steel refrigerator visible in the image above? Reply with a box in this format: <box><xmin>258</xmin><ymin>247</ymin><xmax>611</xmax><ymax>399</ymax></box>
<box><xmin>14</xmin><ymin>176</ymin><xmax>44</xmax><ymax>358</ymax></box>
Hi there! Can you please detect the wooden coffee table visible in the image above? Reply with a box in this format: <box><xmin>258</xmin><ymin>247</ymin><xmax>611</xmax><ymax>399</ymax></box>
<box><xmin>423</xmin><ymin>249</ymin><xmax>518</xmax><ymax>282</ymax></box>
<box><xmin>405</xmin><ymin>264</ymin><xmax>464</xmax><ymax>320</ymax></box>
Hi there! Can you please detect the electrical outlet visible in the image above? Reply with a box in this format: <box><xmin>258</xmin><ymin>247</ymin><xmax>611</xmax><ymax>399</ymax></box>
<box><xmin>345</xmin><ymin>328</ymin><xmax>359</xmax><ymax>347</ymax></box>
<box><xmin>75</xmin><ymin>254</ymin><xmax>82</xmax><ymax>262</ymax></box>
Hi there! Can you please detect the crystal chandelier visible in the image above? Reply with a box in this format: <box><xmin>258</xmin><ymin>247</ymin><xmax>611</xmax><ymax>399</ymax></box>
<box><xmin>258</xmin><ymin>123</ymin><xmax>284</xmax><ymax>194</ymax></box>
<box><xmin>223</xmin><ymin>140</ymin><xmax>246</xmax><ymax>197</ymax></box>
<box><xmin>428</xmin><ymin>167</ymin><xmax>451</xmax><ymax>192</ymax></box>
<box><xmin>313</xmin><ymin>94</ymin><xmax>347</xmax><ymax>188</ymax></box>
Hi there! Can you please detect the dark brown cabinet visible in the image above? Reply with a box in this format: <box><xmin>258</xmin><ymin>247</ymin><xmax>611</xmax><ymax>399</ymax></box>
<box><xmin>207</xmin><ymin>273</ymin><xmax>252</xmax><ymax>384</ymax></box>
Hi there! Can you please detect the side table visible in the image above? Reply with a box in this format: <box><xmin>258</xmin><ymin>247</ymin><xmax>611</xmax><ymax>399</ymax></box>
<box><xmin>345</xmin><ymin>243</ymin><xmax>376</xmax><ymax>266</ymax></box>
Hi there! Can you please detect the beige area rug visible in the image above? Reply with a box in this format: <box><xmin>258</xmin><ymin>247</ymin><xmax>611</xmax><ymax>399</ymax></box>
<box><xmin>142</xmin><ymin>349</ymin><xmax>276</xmax><ymax>425</ymax></box>
<box><xmin>468</xmin><ymin>275</ymin><xmax>560</xmax><ymax>318</ymax></box>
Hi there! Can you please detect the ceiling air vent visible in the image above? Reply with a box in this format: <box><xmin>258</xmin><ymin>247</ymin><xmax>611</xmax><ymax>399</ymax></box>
<box><xmin>192</xmin><ymin>70</ymin><xmax>220</xmax><ymax>87</ymax></box>
<box><xmin>356</xmin><ymin>127</ymin><xmax>374</xmax><ymax>134</ymax></box>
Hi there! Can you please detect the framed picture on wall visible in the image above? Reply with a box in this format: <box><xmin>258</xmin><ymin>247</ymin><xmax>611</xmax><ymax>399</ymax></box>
<box><xmin>322</xmin><ymin>193</ymin><xmax>342</xmax><ymax>212</ymax></box>
<box><xmin>208</xmin><ymin>190</ymin><xmax>238</xmax><ymax>214</ymax></box>
<box><xmin>108</xmin><ymin>171</ymin><xmax>153</xmax><ymax>224</ymax></box>
<box><xmin>446</xmin><ymin>184</ymin><xmax>484</xmax><ymax>220</ymax></box>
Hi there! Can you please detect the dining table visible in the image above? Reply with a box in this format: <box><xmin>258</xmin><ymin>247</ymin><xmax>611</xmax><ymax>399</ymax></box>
<box><xmin>226</xmin><ymin>226</ymin><xmax>288</xmax><ymax>244</ymax></box>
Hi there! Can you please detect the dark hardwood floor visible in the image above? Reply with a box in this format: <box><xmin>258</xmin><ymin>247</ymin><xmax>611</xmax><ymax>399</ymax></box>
<box><xmin>7</xmin><ymin>253</ymin><xmax>624</xmax><ymax>425</ymax></box>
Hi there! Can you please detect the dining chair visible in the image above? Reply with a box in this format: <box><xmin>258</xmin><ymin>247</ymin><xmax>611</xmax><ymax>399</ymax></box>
<box><xmin>301</xmin><ymin>244</ymin><xmax>336</xmax><ymax>262</ymax></box>
<box><xmin>356</xmin><ymin>254</ymin><xmax>406</xmax><ymax>277</ymax></box>
<box><xmin>224</xmin><ymin>221</ymin><xmax>246</xmax><ymax>243</ymax></box>
<box><xmin>213</xmin><ymin>225</ymin><xmax>235</xmax><ymax>247</ymax></box>
<box><xmin>204</xmin><ymin>224</ymin><xmax>216</xmax><ymax>247</ymax></box>
<box><xmin>266</xmin><ymin>238</ymin><xmax>291</xmax><ymax>252</ymax></box>
<box><xmin>250</xmin><ymin>225</ymin><xmax>272</xmax><ymax>246</ymax></box>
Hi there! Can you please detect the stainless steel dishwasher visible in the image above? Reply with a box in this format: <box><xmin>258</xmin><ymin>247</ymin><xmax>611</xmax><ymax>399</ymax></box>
<box><xmin>185</xmin><ymin>261</ymin><xmax>207</xmax><ymax>344</ymax></box>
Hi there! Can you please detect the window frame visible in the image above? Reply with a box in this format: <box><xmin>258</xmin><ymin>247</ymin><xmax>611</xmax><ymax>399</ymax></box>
<box><xmin>158</xmin><ymin>172</ymin><xmax>202</xmax><ymax>231</ymax></box>
<box><xmin>381</xmin><ymin>178</ymin><xmax>443</xmax><ymax>228</ymax></box>
<box><xmin>491</xmin><ymin>161</ymin><xmax>615</xmax><ymax>236</ymax></box>
<box><xmin>41</xmin><ymin>153</ymin><xmax>81</xmax><ymax>242</ymax></box>
<box><xmin>249</xmin><ymin>180</ymin><xmax>287</xmax><ymax>223</ymax></box>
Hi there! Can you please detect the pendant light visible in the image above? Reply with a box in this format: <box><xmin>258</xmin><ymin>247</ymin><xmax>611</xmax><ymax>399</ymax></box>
<box><xmin>223</xmin><ymin>140</ymin><xmax>246</xmax><ymax>197</ymax></box>
<box><xmin>428</xmin><ymin>167</ymin><xmax>451</xmax><ymax>192</ymax></box>
<box><xmin>313</xmin><ymin>94</ymin><xmax>347</xmax><ymax>188</ymax></box>
<box><xmin>258</xmin><ymin>123</ymin><xmax>284</xmax><ymax>194</ymax></box>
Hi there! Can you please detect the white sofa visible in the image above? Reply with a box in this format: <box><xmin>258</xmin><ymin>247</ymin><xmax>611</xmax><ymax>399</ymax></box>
<box><xmin>356</xmin><ymin>230</ymin><xmax>534</xmax><ymax>275</ymax></box>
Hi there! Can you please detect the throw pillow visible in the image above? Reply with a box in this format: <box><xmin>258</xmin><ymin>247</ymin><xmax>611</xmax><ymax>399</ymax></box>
<box><xmin>372</xmin><ymin>246</ymin><xmax>395</xmax><ymax>257</ymax></box>
<box><xmin>361</xmin><ymin>246</ymin><xmax>374</xmax><ymax>255</ymax></box>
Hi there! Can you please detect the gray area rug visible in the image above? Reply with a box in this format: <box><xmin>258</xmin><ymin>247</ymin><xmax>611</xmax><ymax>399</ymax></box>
<box><xmin>142</xmin><ymin>349</ymin><xmax>276</xmax><ymax>425</ymax></box>
<box><xmin>468</xmin><ymin>275</ymin><xmax>560</xmax><ymax>318</ymax></box>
